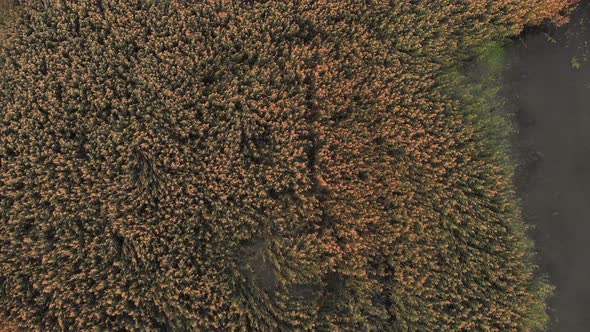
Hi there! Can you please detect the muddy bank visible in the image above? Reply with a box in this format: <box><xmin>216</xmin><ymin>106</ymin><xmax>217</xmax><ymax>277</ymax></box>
<box><xmin>505</xmin><ymin>5</ymin><xmax>590</xmax><ymax>331</ymax></box>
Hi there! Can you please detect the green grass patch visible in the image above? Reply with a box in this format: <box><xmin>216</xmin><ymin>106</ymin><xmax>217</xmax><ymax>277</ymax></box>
<box><xmin>441</xmin><ymin>41</ymin><xmax>553</xmax><ymax>332</ymax></box>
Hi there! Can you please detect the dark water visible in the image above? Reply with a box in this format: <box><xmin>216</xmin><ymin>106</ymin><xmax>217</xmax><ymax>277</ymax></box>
<box><xmin>506</xmin><ymin>9</ymin><xmax>590</xmax><ymax>331</ymax></box>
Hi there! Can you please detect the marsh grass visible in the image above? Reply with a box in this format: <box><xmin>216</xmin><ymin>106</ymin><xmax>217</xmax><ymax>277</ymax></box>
<box><xmin>479</xmin><ymin>42</ymin><xmax>508</xmax><ymax>77</ymax></box>
<box><xmin>0</xmin><ymin>1</ymin><xmax>570</xmax><ymax>330</ymax></box>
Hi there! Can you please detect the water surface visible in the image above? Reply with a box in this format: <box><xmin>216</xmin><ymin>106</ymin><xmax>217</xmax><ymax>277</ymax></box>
<box><xmin>507</xmin><ymin>10</ymin><xmax>590</xmax><ymax>331</ymax></box>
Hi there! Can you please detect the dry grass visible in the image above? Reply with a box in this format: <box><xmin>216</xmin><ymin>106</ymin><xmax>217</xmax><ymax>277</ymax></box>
<box><xmin>0</xmin><ymin>318</ymin><xmax>20</xmax><ymax>332</ymax></box>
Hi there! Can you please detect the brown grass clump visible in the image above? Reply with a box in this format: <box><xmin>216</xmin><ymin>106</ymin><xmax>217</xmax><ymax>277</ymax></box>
<box><xmin>0</xmin><ymin>0</ymin><xmax>577</xmax><ymax>331</ymax></box>
<box><xmin>0</xmin><ymin>314</ymin><xmax>20</xmax><ymax>332</ymax></box>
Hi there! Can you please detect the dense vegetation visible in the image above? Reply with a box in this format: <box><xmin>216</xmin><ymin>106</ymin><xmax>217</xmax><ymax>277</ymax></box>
<box><xmin>0</xmin><ymin>0</ymin><xmax>576</xmax><ymax>331</ymax></box>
